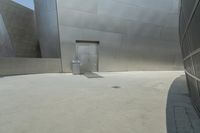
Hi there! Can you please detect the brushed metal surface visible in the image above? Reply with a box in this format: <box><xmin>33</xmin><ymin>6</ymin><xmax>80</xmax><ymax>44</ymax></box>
<box><xmin>0</xmin><ymin>0</ymin><xmax>39</xmax><ymax>57</ymax></box>
<box><xmin>76</xmin><ymin>43</ymin><xmax>98</xmax><ymax>73</ymax></box>
<box><xmin>0</xmin><ymin>58</ymin><xmax>62</xmax><ymax>76</ymax></box>
<box><xmin>34</xmin><ymin>0</ymin><xmax>60</xmax><ymax>58</ymax></box>
<box><xmin>179</xmin><ymin>0</ymin><xmax>200</xmax><ymax>114</ymax></box>
<box><xmin>57</xmin><ymin>0</ymin><xmax>183</xmax><ymax>72</ymax></box>
<box><xmin>0</xmin><ymin>14</ymin><xmax>15</xmax><ymax>57</ymax></box>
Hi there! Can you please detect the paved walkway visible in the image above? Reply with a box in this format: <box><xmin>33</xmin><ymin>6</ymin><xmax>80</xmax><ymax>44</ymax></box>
<box><xmin>166</xmin><ymin>75</ymin><xmax>200</xmax><ymax>133</ymax></box>
<box><xmin>0</xmin><ymin>71</ymin><xmax>199</xmax><ymax>133</ymax></box>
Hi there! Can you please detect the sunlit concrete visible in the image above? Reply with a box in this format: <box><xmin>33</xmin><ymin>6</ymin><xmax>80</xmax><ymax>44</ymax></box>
<box><xmin>0</xmin><ymin>71</ymin><xmax>199</xmax><ymax>133</ymax></box>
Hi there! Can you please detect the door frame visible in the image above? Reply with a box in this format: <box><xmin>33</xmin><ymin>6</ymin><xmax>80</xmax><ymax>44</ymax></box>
<box><xmin>75</xmin><ymin>40</ymin><xmax>100</xmax><ymax>72</ymax></box>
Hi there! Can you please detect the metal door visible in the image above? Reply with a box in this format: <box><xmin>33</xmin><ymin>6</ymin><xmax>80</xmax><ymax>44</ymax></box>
<box><xmin>76</xmin><ymin>43</ymin><xmax>98</xmax><ymax>73</ymax></box>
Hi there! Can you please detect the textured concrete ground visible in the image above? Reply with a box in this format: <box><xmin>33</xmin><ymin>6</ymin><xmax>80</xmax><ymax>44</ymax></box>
<box><xmin>0</xmin><ymin>71</ymin><xmax>199</xmax><ymax>133</ymax></box>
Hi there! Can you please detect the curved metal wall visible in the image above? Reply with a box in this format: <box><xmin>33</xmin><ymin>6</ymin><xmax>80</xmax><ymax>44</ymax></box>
<box><xmin>34</xmin><ymin>0</ymin><xmax>61</xmax><ymax>58</ymax></box>
<box><xmin>179</xmin><ymin>0</ymin><xmax>200</xmax><ymax>113</ymax></box>
<box><xmin>56</xmin><ymin>0</ymin><xmax>183</xmax><ymax>72</ymax></box>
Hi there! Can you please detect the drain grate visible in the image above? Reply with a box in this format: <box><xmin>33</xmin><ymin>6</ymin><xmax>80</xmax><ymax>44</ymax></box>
<box><xmin>84</xmin><ymin>72</ymin><xmax>103</xmax><ymax>78</ymax></box>
<box><xmin>112</xmin><ymin>86</ymin><xmax>121</xmax><ymax>89</ymax></box>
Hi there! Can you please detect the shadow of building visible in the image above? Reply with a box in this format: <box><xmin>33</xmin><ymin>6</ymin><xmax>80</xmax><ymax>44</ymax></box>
<box><xmin>166</xmin><ymin>75</ymin><xmax>200</xmax><ymax>133</ymax></box>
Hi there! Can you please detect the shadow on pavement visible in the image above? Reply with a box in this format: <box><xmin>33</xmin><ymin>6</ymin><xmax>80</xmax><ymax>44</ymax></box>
<box><xmin>166</xmin><ymin>75</ymin><xmax>200</xmax><ymax>133</ymax></box>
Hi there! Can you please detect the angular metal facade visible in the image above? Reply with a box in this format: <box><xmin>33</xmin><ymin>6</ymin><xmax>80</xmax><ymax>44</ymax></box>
<box><xmin>56</xmin><ymin>0</ymin><xmax>183</xmax><ymax>72</ymax></box>
<box><xmin>179</xmin><ymin>0</ymin><xmax>200</xmax><ymax>112</ymax></box>
<box><xmin>0</xmin><ymin>15</ymin><xmax>15</xmax><ymax>57</ymax></box>
<box><xmin>0</xmin><ymin>0</ymin><xmax>40</xmax><ymax>57</ymax></box>
<box><xmin>34</xmin><ymin>0</ymin><xmax>61</xmax><ymax>58</ymax></box>
<box><xmin>0</xmin><ymin>0</ymin><xmax>184</xmax><ymax>75</ymax></box>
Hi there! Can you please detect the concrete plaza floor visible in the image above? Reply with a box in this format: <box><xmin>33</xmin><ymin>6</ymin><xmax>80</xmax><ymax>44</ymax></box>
<box><xmin>0</xmin><ymin>71</ymin><xmax>199</xmax><ymax>133</ymax></box>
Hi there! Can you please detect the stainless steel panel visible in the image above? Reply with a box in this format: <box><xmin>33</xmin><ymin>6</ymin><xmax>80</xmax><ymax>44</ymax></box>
<box><xmin>0</xmin><ymin>58</ymin><xmax>62</xmax><ymax>76</ymax></box>
<box><xmin>181</xmin><ymin>0</ymin><xmax>196</xmax><ymax>22</ymax></box>
<box><xmin>77</xmin><ymin>43</ymin><xmax>98</xmax><ymax>73</ymax></box>
<box><xmin>180</xmin><ymin>0</ymin><xmax>200</xmax><ymax>113</ymax></box>
<box><xmin>57</xmin><ymin>0</ymin><xmax>97</xmax><ymax>13</ymax></box>
<box><xmin>97</xmin><ymin>0</ymin><xmax>173</xmax><ymax>25</ymax></box>
<box><xmin>57</xmin><ymin>0</ymin><xmax>183</xmax><ymax>72</ymax></box>
<box><xmin>0</xmin><ymin>0</ymin><xmax>39</xmax><ymax>57</ymax></box>
<box><xmin>34</xmin><ymin>0</ymin><xmax>60</xmax><ymax>58</ymax></box>
<box><xmin>0</xmin><ymin>14</ymin><xmax>15</xmax><ymax>57</ymax></box>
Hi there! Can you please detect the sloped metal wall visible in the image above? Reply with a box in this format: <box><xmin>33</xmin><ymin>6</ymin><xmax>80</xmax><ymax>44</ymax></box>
<box><xmin>56</xmin><ymin>0</ymin><xmax>183</xmax><ymax>72</ymax></box>
<box><xmin>179</xmin><ymin>0</ymin><xmax>200</xmax><ymax>113</ymax></box>
<box><xmin>0</xmin><ymin>15</ymin><xmax>15</xmax><ymax>57</ymax></box>
<box><xmin>0</xmin><ymin>0</ymin><xmax>40</xmax><ymax>57</ymax></box>
<box><xmin>34</xmin><ymin>0</ymin><xmax>61</xmax><ymax>58</ymax></box>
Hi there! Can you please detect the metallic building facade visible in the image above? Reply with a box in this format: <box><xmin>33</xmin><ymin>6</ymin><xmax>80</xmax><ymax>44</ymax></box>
<box><xmin>0</xmin><ymin>0</ymin><xmax>62</xmax><ymax>75</ymax></box>
<box><xmin>0</xmin><ymin>0</ymin><xmax>40</xmax><ymax>57</ymax></box>
<box><xmin>56</xmin><ymin>0</ymin><xmax>183</xmax><ymax>72</ymax></box>
<box><xmin>0</xmin><ymin>15</ymin><xmax>15</xmax><ymax>57</ymax></box>
<box><xmin>0</xmin><ymin>0</ymin><xmax>184</xmax><ymax>75</ymax></box>
<box><xmin>34</xmin><ymin>0</ymin><xmax>61</xmax><ymax>58</ymax></box>
<box><xmin>179</xmin><ymin>0</ymin><xmax>200</xmax><ymax>113</ymax></box>
<box><xmin>33</xmin><ymin>0</ymin><xmax>184</xmax><ymax>72</ymax></box>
